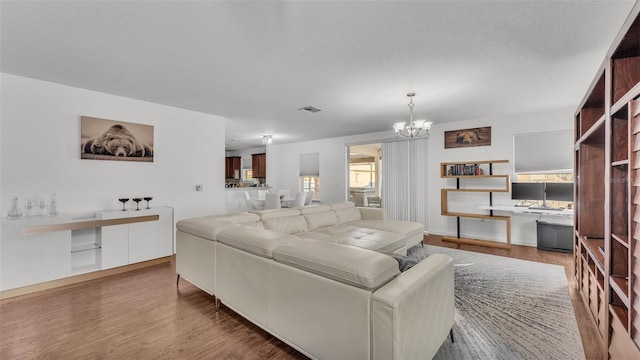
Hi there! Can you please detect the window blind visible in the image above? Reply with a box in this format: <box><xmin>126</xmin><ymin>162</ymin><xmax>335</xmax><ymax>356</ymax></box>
<box><xmin>514</xmin><ymin>129</ymin><xmax>573</xmax><ymax>173</ymax></box>
<box><xmin>299</xmin><ymin>153</ymin><xmax>320</xmax><ymax>176</ymax></box>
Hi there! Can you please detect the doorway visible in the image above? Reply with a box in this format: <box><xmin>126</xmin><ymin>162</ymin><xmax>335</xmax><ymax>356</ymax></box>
<box><xmin>348</xmin><ymin>143</ymin><xmax>382</xmax><ymax>208</ymax></box>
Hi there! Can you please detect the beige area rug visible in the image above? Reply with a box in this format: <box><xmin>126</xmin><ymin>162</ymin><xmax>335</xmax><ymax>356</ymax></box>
<box><xmin>408</xmin><ymin>245</ymin><xmax>585</xmax><ymax>360</ymax></box>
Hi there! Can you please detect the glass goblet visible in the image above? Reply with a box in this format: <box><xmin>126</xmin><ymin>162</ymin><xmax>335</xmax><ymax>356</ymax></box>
<box><xmin>24</xmin><ymin>199</ymin><xmax>35</xmax><ymax>216</ymax></box>
<box><xmin>118</xmin><ymin>198</ymin><xmax>129</xmax><ymax>211</ymax></box>
<box><xmin>132</xmin><ymin>198</ymin><xmax>143</xmax><ymax>211</ymax></box>
<box><xmin>143</xmin><ymin>197</ymin><xmax>153</xmax><ymax>209</ymax></box>
<box><xmin>38</xmin><ymin>199</ymin><xmax>48</xmax><ymax>215</ymax></box>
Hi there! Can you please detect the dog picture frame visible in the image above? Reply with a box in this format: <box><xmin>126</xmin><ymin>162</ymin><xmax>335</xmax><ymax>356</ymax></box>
<box><xmin>444</xmin><ymin>126</ymin><xmax>491</xmax><ymax>149</ymax></box>
<box><xmin>80</xmin><ymin>116</ymin><xmax>154</xmax><ymax>162</ymax></box>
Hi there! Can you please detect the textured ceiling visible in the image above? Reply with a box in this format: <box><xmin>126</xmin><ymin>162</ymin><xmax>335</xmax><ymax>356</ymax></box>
<box><xmin>1</xmin><ymin>1</ymin><xmax>636</xmax><ymax>150</ymax></box>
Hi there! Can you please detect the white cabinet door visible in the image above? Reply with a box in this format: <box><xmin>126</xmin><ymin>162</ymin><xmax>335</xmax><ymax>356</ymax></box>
<box><xmin>99</xmin><ymin>210</ymin><xmax>129</xmax><ymax>270</ymax></box>
<box><xmin>128</xmin><ymin>207</ymin><xmax>173</xmax><ymax>264</ymax></box>
<box><xmin>1</xmin><ymin>217</ymin><xmax>72</xmax><ymax>291</ymax></box>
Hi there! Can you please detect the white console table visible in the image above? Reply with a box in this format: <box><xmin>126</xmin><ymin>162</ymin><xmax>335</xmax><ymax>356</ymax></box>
<box><xmin>0</xmin><ymin>206</ymin><xmax>173</xmax><ymax>294</ymax></box>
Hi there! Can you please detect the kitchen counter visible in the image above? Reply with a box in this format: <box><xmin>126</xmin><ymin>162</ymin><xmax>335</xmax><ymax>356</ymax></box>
<box><xmin>225</xmin><ymin>187</ymin><xmax>271</xmax><ymax>191</ymax></box>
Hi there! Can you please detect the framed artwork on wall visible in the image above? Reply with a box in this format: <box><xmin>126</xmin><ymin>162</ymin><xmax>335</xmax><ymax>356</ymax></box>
<box><xmin>444</xmin><ymin>126</ymin><xmax>491</xmax><ymax>149</ymax></box>
<box><xmin>80</xmin><ymin>116</ymin><xmax>154</xmax><ymax>162</ymax></box>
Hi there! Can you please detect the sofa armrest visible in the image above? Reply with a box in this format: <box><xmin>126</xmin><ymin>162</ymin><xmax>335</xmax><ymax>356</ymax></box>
<box><xmin>358</xmin><ymin>207</ymin><xmax>387</xmax><ymax>220</ymax></box>
<box><xmin>371</xmin><ymin>254</ymin><xmax>455</xmax><ymax>360</ymax></box>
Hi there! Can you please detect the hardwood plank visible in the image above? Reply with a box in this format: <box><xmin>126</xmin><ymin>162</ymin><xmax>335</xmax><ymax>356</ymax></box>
<box><xmin>0</xmin><ymin>235</ymin><xmax>604</xmax><ymax>360</ymax></box>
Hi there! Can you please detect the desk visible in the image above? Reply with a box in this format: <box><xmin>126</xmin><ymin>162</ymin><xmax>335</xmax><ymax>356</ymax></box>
<box><xmin>479</xmin><ymin>205</ymin><xmax>573</xmax><ymax>218</ymax></box>
<box><xmin>479</xmin><ymin>205</ymin><xmax>573</xmax><ymax>252</ymax></box>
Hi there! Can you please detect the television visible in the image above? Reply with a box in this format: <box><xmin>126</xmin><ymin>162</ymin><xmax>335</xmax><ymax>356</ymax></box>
<box><xmin>545</xmin><ymin>183</ymin><xmax>574</xmax><ymax>201</ymax></box>
<box><xmin>511</xmin><ymin>182</ymin><xmax>545</xmax><ymax>201</ymax></box>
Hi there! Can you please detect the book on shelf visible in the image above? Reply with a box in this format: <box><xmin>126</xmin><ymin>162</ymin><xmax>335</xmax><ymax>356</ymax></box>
<box><xmin>447</xmin><ymin>164</ymin><xmax>484</xmax><ymax>176</ymax></box>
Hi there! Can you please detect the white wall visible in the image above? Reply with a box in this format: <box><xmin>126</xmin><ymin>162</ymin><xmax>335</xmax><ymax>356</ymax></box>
<box><xmin>427</xmin><ymin>108</ymin><xmax>574</xmax><ymax>246</ymax></box>
<box><xmin>268</xmin><ymin>107</ymin><xmax>574</xmax><ymax>247</ymax></box>
<box><xmin>267</xmin><ymin>131</ymin><xmax>394</xmax><ymax>204</ymax></box>
<box><xmin>1</xmin><ymin>74</ymin><xmax>227</xmax><ymax>223</ymax></box>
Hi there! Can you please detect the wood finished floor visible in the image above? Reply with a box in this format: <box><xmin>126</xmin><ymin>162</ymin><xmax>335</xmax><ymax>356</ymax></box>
<box><xmin>0</xmin><ymin>235</ymin><xmax>602</xmax><ymax>360</ymax></box>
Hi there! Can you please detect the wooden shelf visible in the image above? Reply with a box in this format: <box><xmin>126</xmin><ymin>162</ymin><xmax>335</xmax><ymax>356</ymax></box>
<box><xmin>440</xmin><ymin>160</ymin><xmax>510</xmax><ymax>249</ymax></box>
<box><xmin>23</xmin><ymin>215</ymin><xmax>159</xmax><ymax>235</ymax></box>
<box><xmin>610</xmin><ymin>304</ymin><xmax>630</xmax><ymax>332</ymax></box>
<box><xmin>441</xmin><ymin>236</ymin><xmax>511</xmax><ymax>249</ymax></box>
<box><xmin>611</xmin><ymin>233</ymin><xmax>630</xmax><ymax>247</ymax></box>
<box><xmin>610</xmin><ymin>276</ymin><xmax>630</xmax><ymax>307</ymax></box>
<box><xmin>612</xmin><ymin>160</ymin><xmax>630</xmax><ymax>167</ymax></box>
<box><xmin>581</xmin><ymin>237</ymin><xmax>605</xmax><ymax>273</ymax></box>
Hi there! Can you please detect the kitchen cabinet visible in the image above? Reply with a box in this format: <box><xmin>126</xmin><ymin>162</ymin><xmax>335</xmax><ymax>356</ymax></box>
<box><xmin>252</xmin><ymin>153</ymin><xmax>266</xmax><ymax>178</ymax></box>
<box><xmin>225</xmin><ymin>156</ymin><xmax>241</xmax><ymax>179</ymax></box>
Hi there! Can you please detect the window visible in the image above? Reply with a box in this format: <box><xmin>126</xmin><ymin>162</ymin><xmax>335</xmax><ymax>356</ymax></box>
<box><xmin>301</xmin><ymin>176</ymin><xmax>320</xmax><ymax>200</ymax></box>
<box><xmin>515</xmin><ymin>173</ymin><xmax>574</xmax><ymax>209</ymax></box>
<box><xmin>299</xmin><ymin>153</ymin><xmax>320</xmax><ymax>200</ymax></box>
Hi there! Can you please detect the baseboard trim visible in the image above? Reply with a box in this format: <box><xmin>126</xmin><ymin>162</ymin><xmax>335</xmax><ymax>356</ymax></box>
<box><xmin>0</xmin><ymin>256</ymin><xmax>171</xmax><ymax>300</ymax></box>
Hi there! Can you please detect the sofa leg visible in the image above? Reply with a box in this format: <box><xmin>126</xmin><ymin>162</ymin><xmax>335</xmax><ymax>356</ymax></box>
<box><xmin>449</xmin><ymin>329</ymin><xmax>455</xmax><ymax>343</ymax></box>
<box><xmin>176</xmin><ymin>274</ymin><xmax>180</xmax><ymax>287</ymax></box>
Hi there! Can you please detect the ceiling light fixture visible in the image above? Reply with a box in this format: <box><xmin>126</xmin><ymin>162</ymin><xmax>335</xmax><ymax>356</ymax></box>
<box><xmin>262</xmin><ymin>135</ymin><xmax>273</xmax><ymax>145</ymax></box>
<box><xmin>393</xmin><ymin>92</ymin><xmax>433</xmax><ymax>139</ymax></box>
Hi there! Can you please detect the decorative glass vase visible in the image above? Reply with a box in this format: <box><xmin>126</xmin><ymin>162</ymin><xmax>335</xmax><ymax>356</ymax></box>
<box><xmin>8</xmin><ymin>196</ymin><xmax>23</xmax><ymax>219</ymax></box>
<box><xmin>48</xmin><ymin>194</ymin><xmax>59</xmax><ymax>216</ymax></box>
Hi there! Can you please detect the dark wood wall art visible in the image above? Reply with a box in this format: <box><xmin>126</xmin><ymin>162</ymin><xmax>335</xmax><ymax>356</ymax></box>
<box><xmin>445</xmin><ymin>126</ymin><xmax>491</xmax><ymax>149</ymax></box>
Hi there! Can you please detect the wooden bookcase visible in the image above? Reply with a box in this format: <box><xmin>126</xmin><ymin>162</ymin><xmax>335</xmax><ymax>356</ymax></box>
<box><xmin>440</xmin><ymin>160</ymin><xmax>511</xmax><ymax>249</ymax></box>
<box><xmin>574</xmin><ymin>3</ymin><xmax>640</xmax><ymax>358</ymax></box>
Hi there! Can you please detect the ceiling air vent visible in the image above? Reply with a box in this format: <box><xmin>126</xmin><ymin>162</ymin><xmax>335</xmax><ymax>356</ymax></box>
<box><xmin>298</xmin><ymin>106</ymin><xmax>322</xmax><ymax>113</ymax></box>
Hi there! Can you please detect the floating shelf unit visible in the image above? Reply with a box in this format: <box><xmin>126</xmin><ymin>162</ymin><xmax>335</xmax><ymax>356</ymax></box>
<box><xmin>440</xmin><ymin>159</ymin><xmax>511</xmax><ymax>249</ymax></box>
<box><xmin>573</xmin><ymin>3</ymin><xmax>640</xmax><ymax>358</ymax></box>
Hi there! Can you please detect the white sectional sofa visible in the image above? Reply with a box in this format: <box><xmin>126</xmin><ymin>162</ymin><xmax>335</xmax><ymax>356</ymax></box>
<box><xmin>176</xmin><ymin>202</ymin><xmax>454</xmax><ymax>359</ymax></box>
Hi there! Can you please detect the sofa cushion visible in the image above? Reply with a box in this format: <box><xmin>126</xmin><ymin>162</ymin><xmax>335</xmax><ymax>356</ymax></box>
<box><xmin>333</xmin><ymin>228</ymin><xmax>406</xmax><ymax>253</ymax></box>
<box><xmin>273</xmin><ymin>239</ymin><xmax>400</xmax><ymax>289</ymax></box>
<box><xmin>294</xmin><ymin>231</ymin><xmax>334</xmax><ymax>241</ymax></box>
<box><xmin>263</xmin><ymin>215</ymin><xmax>309</xmax><ymax>234</ymax></box>
<box><xmin>217</xmin><ymin>227</ymin><xmax>298</xmax><ymax>258</ymax></box>
<box><xmin>334</xmin><ymin>207</ymin><xmax>362</xmax><ymax>224</ymax></box>
<box><xmin>303</xmin><ymin>211</ymin><xmax>338</xmax><ymax>231</ymax></box>
<box><xmin>176</xmin><ymin>217</ymin><xmax>242</xmax><ymax>241</ymax></box>
<box><xmin>300</xmin><ymin>205</ymin><xmax>332</xmax><ymax>214</ymax></box>
<box><xmin>252</xmin><ymin>208</ymin><xmax>301</xmax><ymax>220</ymax></box>
<box><xmin>313</xmin><ymin>224</ymin><xmax>359</xmax><ymax>236</ymax></box>
<box><xmin>329</xmin><ymin>201</ymin><xmax>356</xmax><ymax>210</ymax></box>
<box><xmin>350</xmin><ymin>219</ymin><xmax>424</xmax><ymax>239</ymax></box>
<box><xmin>212</xmin><ymin>212</ymin><xmax>262</xmax><ymax>225</ymax></box>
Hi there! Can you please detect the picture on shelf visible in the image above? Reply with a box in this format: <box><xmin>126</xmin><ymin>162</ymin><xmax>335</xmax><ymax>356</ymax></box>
<box><xmin>444</xmin><ymin>126</ymin><xmax>491</xmax><ymax>149</ymax></box>
<box><xmin>80</xmin><ymin>116</ymin><xmax>154</xmax><ymax>162</ymax></box>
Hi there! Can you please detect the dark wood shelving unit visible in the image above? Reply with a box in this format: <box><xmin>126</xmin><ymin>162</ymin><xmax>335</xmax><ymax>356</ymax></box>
<box><xmin>574</xmin><ymin>4</ymin><xmax>640</xmax><ymax>358</ymax></box>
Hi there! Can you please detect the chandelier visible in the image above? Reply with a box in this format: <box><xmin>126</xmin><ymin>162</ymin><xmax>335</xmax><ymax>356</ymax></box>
<box><xmin>393</xmin><ymin>92</ymin><xmax>433</xmax><ymax>138</ymax></box>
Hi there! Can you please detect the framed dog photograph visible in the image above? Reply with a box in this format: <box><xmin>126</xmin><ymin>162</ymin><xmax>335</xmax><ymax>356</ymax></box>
<box><xmin>445</xmin><ymin>126</ymin><xmax>491</xmax><ymax>149</ymax></box>
<box><xmin>80</xmin><ymin>116</ymin><xmax>154</xmax><ymax>162</ymax></box>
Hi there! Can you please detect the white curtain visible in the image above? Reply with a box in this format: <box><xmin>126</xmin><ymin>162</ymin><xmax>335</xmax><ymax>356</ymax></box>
<box><xmin>381</xmin><ymin>138</ymin><xmax>429</xmax><ymax>225</ymax></box>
